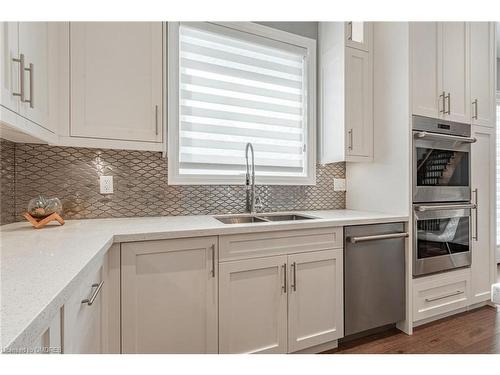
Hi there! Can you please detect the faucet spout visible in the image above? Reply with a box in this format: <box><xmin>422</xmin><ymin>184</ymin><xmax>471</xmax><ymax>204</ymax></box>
<box><xmin>245</xmin><ymin>143</ymin><xmax>256</xmax><ymax>213</ymax></box>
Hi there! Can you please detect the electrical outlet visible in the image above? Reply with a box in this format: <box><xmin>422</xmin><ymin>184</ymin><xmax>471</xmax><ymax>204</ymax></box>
<box><xmin>333</xmin><ymin>178</ymin><xmax>346</xmax><ymax>192</ymax></box>
<box><xmin>100</xmin><ymin>175</ymin><xmax>114</xmax><ymax>194</ymax></box>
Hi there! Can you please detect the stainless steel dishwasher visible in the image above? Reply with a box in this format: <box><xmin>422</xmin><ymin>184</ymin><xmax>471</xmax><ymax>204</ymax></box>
<box><xmin>344</xmin><ymin>223</ymin><xmax>408</xmax><ymax>336</ymax></box>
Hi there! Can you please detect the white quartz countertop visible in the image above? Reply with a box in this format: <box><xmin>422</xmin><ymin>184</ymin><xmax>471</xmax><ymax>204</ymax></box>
<box><xmin>0</xmin><ymin>209</ymin><xmax>408</xmax><ymax>351</ymax></box>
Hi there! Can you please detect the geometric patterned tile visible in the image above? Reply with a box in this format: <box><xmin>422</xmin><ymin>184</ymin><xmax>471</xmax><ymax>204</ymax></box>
<box><xmin>1</xmin><ymin>140</ymin><xmax>345</xmax><ymax>223</ymax></box>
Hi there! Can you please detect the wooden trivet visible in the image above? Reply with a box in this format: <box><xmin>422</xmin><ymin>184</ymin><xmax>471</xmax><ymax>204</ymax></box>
<box><xmin>23</xmin><ymin>212</ymin><xmax>65</xmax><ymax>229</ymax></box>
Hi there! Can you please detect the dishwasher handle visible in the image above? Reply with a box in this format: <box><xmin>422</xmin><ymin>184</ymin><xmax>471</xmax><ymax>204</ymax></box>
<box><xmin>348</xmin><ymin>232</ymin><xmax>408</xmax><ymax>244</ymax></box>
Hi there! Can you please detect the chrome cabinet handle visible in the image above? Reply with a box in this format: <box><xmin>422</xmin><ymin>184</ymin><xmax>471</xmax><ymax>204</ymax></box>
<box><xmin>281</xmin><ymin>263</ymin><xmax>287</xmax><ymax>294</ymax></box>
<box><xmin>473</xmin><ymin>188</ymin><xmax>478</xmax><ymax>241</ymax></box>
<box><xmin>24</xmin><ymin>63</ymin><xmax>34</xmax><ymax>108</ymax></box>
<box><xmin>472</xmin><ymin>99</ymin><xmax>478</xmax><ymax>120</ymax></box>
<box><xmin>445</xmin><ymin>92</ymin><xmax>451</xmax><ymax>115</ymax></box>
<box><xmin>210</xmin><ymin>244</ymin><xmax>216</xmax><ymax>278</ymax></box>
<box><xmin>425</xmin><ymin>290</ymin><xmax>462</xmax><ymax>303</ymax></box>
<box><xmin>347</xmin><ymin>22</ymin><xmax>353</xmax><ymax>41</ymax></box>
<box><xmin>155</xmin><ymin>105</ymin><xmax>159</xmax><ymax>136</ymax></box>
<box><xmin>291</xmin><ymin>262</ymin><xmax>297</xmax><ymax>292</ymax></box>
<box><xmin>81</xmin><ymin>281</ymin><xmax>104</xmax><ymax>306</ymax></box>
<box><xmin>439</xmin><ymin>91</ymin><xmax>445</xmax><ymax>114</ymax></box>
<box><xmin>348</xmin><ymin>232</ymin><xmax>408</xmax><ymax>244</ymax></box>
<box><xmin>11</xmin><ymin>54</ymin><xmax>25</xmax><ymax>101</ymax></box>
<box><xmin>348</xmin><ymin>129</ymin><xmax>353</xmax><ymax>150</ymax></box>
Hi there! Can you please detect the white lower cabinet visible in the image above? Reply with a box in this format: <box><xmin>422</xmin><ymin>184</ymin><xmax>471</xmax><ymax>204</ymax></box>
<box><xmin>219</xmin><ymin>255</ymin><xmax>288</xmax><ymax>354</ymax></box>
<box><xmin>63</xmin><ymin>257</ymin><xmax>105</xmax><ymax>353</ymax></box>
<box><xmin>121</xmin><ymin>237</ymin><xmax>218</xmax><ymax>354</ymax></box>
<box><xmin>287</xmin><ymin>249</ymin><xmax>343</xmax><ymax>352</ymax></box>
<box><xmin>219</xmin><ymin>234</ymin><xmax>343</xmax><ymax>354</ymax></box>
<box><xmin>26</xmin><ymin>309</ymin><xmax>62</xmax><ymax>354</ymax></box>
<box><xmin>412</xmin><ymin>268</ymin><xmax>471</xmax><ymax>323</ymax></box>
<box><xmin>470</xmin><ymin>125</ymin><xmax>496</xmax><ymax>304</ymax></box>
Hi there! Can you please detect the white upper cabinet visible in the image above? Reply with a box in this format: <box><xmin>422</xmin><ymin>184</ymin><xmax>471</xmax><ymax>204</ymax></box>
<box><xmin>1</xmin><ymin>22</ymin><xmax>20</xmax><ymax>114</ymax></box>
<box><xmin>345</xmin><ymin>47</ymin><xmax>373</xmax><ymax>159</ymax></box>
<box><xmin>17</xmin><ymin>22</ymin><xmax>53</xmax><ymax>131</ymax></box>
<box><xmin>441</xmin><ymin>22</ymin><xmax>470</xmax><ymax>123</ymax></box>
<box><xmin>411</xmin><ymin>22</ymin><xmax>441</xmax><ymax>119</ymax></box>
<box><xmin>412</xmin><ymin>22</ymin><xmax>494</xmax><ymax>125</ymax></box>
<box><xmin>121</xmin><ymin>237</ymin><xmax>218</xmax><ymax>354</ymax></box>
<box><xmin>470</xmin><ymin>22</ymin><xmax>496</xmax><ymax>127</ymax></box>
<box><xmin>69</xmin><ymin>22</ymin><xmax>163</xmax><ymax>144</ymax></box>
<box><xmin>318</xmin><ymin>22</ymin><xmax>373</xmax><ymax>163</ymax></box>
<box><xmin>345</xmin><ymin>22</ymin><xmax>372</xmax><ymax>52</ymax></box>
<box><xmin>0</xmin><ymin>22</ymin><xmax>57</xmax><ymax>142</ymax></box>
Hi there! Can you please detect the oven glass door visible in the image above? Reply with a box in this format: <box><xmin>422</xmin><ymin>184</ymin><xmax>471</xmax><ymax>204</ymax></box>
<box><xmin>413</xmin><ymin>137</ymin><xmax>471</xmax><ymax>202</ymax></box>
<box><xmin>413</xmin><ymin>205</ymin><xmax>472</xmax><ymax>276</ymax></box>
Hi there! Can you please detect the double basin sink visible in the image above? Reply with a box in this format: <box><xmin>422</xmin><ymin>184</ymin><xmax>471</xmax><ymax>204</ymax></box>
<box><xmin>215</xmin><ymin>213</ymin><xmax>316</xmax><ymax>224</ymax></box>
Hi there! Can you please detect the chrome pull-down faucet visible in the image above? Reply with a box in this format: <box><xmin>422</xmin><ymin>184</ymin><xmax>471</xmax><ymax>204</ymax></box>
<box><xmin>245</xmin><ymin>142</ymin><xmax>262</xmax><ymax>213</ymax></box>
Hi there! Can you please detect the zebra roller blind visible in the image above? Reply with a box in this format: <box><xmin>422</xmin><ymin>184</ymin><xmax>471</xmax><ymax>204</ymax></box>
<box><xmin>177</xmin><ymin>23</ymin><xmax>309</xmax><ymax>179</ymax></box>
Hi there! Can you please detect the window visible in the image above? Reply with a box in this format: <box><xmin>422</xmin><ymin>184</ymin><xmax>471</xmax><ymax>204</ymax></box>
<box><xmin>168</xmin><ymin>22</ymin><xmax>316</xmax><ymax>185</ymax></box>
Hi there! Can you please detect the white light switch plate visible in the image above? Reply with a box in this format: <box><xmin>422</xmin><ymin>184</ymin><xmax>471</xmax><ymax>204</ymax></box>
<box><xmin>333</xmin><ymin>178</ymin><xmax>346</xmax><ymax>192</ymax></box>
<box><xmin>100</xmin><ymin>175</ymin><xmax>114</xmax><ymax>194</ymax></box>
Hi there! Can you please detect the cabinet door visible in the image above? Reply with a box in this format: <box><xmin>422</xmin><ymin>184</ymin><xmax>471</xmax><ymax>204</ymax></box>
<box><xmin>345</xmin><ymin>22</ymin><xmax>372</xmax><ymax>52</ymax></box>
<box><xmin>219</xmin><ymin>255</ymin><xmax>288</xmax><ymax>354</ymax></box>
<box><xmin>121</xmin><ymin>237</ymin><xmax>218</xmax><ymax>354</ymax></box>
<box><xmin>17</xmin><ymin>22</ymin><xmax>53</xmax><ymax>132</ymax></box>
<box><xmin>0</xmin><ymin>22</ymin><xmax>20</xmax><ymax>113</ymax></box>
<box><xmin>441</xmin><ymin>22</ymin><xmax>470</xmax><ymax>123</ymax></box>
<box><xmin>287</xmin><ymin>249</ymin><xmax>343</xmax><ymax>353</ymax></box>
<box><xmin>63</xmin><ymin>260</ymin><xmax>104</xmax><ymax>354</ymax></box>
<box><xmin>470</xmin><ymin>22</ymin><xmax>495</xmax><ymax>128</ymax></box>
<box><xmin>345</xmin><ymin>47</ymin><xmax>373</xmax><ymax>159</ymax></box>
<box><xmin>471</xmin><ymin>126</ymin><xmax>496</xmax><ymax>304</ymax></box>
<box><xmin>70</xmin><ymin>22</ymin><xmax>163</xmax><ymax>142</ymax></box>
<box><xmin>411</xmin><ymin>22</ymin><xmax>442</xmax><ymax>119</ymax></box>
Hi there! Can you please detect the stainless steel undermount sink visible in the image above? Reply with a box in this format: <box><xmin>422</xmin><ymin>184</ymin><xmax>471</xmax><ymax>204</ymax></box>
<box><xmin>259</xmin><ymin>214</ymin><xmax>313</xmax><ymax>222</ymax></box>
<box><xmin>215</xmin><ymin>215</ymin><xmax>268</xmax><ymax>224</ymax></box>
<box><xmin>215</xmin><ymin>213</ymin><xmax>316</xmax><ymax>224</ymax></box>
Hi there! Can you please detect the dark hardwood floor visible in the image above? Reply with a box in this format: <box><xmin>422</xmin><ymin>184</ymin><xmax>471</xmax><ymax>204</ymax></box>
<box><xmin>322</xmin><ymin>306</ymin><xmax>500</xmax><ymax>354</ymax></box>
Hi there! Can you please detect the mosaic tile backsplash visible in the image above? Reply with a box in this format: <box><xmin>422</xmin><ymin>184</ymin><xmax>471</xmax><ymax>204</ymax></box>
<box><xmin>0</xmin><ymin>139</ymin><xmax>345</xmax><ymax>224</ymax></box>
<box><xmin>0</xmin><ymin>139</ymin><xmax>16</xmax><ymax>224</ymax></box>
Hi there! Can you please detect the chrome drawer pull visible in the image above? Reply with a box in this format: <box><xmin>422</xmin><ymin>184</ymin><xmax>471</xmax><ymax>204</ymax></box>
<box><xmin>348</xmin><ymin>232</ymin><xmax>408</xmax><ymax>244</ymax></box>
<box><xmin>291</xmin><ymin>262</ymin><xmax>297</xmax><ymax>292</ymax></box>
<box><xmin>425</xmin><ymin>290</ymin><xmax>462</xmax><ymax>303</ymax></box>
<box><xmin>81</xmin><ymin>281</ymin><xmax>104</xmax><ymax>306</ymax></box>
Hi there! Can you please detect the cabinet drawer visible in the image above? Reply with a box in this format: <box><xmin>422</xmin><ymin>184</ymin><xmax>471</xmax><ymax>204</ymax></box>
<box><xmin>219</xmin><ymin>227</ymin><xmax>342</xmax><ymax>262</ymax></box>
<box><xmin>413</xmin><ymin>269</ymin><xmax>470</xmax><ymax>322</ymax></box>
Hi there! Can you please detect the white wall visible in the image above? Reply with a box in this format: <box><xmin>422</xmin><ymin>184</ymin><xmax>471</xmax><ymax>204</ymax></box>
<box><xmin>346</xmin><ymin>22</ymin><xmax>410</xmax><ymax>215</ymax></box>
<box><xmin>256</xmin><ymin>22</ymin><xmax>318</xmax><ymax>40</ymax></box>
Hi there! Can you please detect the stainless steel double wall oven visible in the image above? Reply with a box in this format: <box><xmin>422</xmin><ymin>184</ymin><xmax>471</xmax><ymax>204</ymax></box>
<box><xmin>412</xmin><ymin>116</ymin><xmax>477</xmax><ymax>277</ymax></box>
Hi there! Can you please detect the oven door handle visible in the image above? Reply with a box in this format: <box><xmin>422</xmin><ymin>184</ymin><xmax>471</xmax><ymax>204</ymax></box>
<box><xmin>414</xmin><ymin>131</ymin><xmax>477</xmax><ymax>144</ymax></box>
<box><xmin>415</xmin><ymin>203</ymin><xmax>476</xmax><ymax>212</ymax></box>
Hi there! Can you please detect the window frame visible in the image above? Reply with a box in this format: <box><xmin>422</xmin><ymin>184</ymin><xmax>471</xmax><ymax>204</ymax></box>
<box><xmin>167</xmin><ymin>21</ymin><xmax>317</xmax><ymax>185</ymax></box>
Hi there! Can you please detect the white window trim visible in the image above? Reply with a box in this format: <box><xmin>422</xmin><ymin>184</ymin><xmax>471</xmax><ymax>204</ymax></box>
<box><xmin>167</xmin><ymin>22</ymin><xmax>317</xmax><ymax>185</ymax></box>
